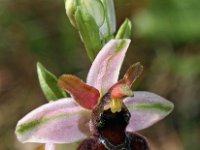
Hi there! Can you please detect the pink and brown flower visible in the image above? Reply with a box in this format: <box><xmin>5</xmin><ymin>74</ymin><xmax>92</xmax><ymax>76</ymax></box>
<box><xmin>15</xmin><ymin>39</ymin><xmax>174</xmax><ymax>150</ymax></box>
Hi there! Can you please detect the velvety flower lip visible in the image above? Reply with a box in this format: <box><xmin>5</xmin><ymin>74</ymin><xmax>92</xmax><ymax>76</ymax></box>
<box><xmin>15</xmin><ymin>39</ymin><xmax>174</xmax><ymax>149</ymax></box>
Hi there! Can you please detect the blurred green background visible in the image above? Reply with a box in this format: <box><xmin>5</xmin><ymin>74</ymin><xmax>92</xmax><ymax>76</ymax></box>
<box><xmin>0</xmin><ymin>0</ymin><xmax>200</xmax><ymax>149</ymax></box>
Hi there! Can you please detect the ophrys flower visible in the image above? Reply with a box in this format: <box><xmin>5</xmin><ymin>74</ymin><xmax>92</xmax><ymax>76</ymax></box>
<box><xmin>15</xmin><ymin>39</ymin><xmax>174</xmax><ymax>150</ymax></box>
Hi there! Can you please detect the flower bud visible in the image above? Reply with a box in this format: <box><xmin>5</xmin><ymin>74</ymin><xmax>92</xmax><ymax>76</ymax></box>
<box><xmin>79</xmin><ymin>0</ymin><xmax>105</xmax><ymax>27</ymax></box>
<box><xmin>65</xmin><ymin>0</ymin><xmax>77</xmax><ymax>28</ymax></box>
<box><xmin>100</xmin><ymin>0</ymin><xmax>116</xmax><ymax>40</ymax></box>
<box><xmin>65</xmin><ymin>0</ymin><xmax>105</xmax><ymax>28</ymax></box>
<box><xmin>65</xmin><ymin>0</ymin><xmax>106</xmax><ymax>61</ymax></box>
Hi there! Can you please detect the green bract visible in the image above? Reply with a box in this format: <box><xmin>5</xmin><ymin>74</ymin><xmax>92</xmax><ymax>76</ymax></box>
<box><xmin>37</xmin><ymin>62</ymin><xmax>66</xmax><ymax>101</ymax></box>
<box><xmin>116</xmin><ymin>19</ymin><xmax>132</xmax><ymax>39</ymax></box>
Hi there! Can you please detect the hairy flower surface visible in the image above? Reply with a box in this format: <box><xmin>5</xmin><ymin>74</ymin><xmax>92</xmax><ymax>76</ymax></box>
<box><xmin>15</xmin><ymin>39</ymin><xmax>174</xmax><ymax>150</ymax></box>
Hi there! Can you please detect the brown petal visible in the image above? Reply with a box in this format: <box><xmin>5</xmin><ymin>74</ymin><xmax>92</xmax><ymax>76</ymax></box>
<box><xmin>122</xmin><ymin>62</ymin><xmax>143</xmax><ymax>87</ymax></box>
<box><xmin>58</xmin><ymin>75</ymin><xmax>100</xmax><ymax>109</ymax></box>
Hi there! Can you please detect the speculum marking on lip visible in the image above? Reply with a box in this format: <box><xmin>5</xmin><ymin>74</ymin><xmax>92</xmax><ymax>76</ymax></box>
<box><xmin>77</xmin><ymin>92</ymin><xmax>149</xmax><ymax>150</ymax></box>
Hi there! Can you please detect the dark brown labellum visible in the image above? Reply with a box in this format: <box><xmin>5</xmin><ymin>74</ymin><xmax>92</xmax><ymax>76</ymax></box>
<box><xmin>77</xmin><ymin>94</ymin><xmax>150</xmax><ymax>150</ymax></box>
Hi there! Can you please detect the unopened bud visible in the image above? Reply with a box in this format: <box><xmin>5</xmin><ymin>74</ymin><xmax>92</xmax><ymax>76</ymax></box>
<box><xmin>65</xmin><ymin>0</ymin><xmax>105</xmax><ymax>28</ymax></box>
<box><xmin>65</xmin><ymin>0</ymin><xmax>77</xmax><ymax>28</ymax></box>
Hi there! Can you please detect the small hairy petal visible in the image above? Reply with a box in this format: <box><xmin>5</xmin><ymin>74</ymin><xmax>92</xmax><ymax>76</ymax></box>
<box><xmin>108</xmin><ymin>62</ymin><xmax>142</xmax><ymax>99</ymax></box>
<box><xmin>58</xmin><ymin>75</ymin><xmax>100</xmax><ymax>109</ymax></box>
<box><xmin>15</xmin><ymin>98</ymin><xmax>91</xmax><ymax>144</ymax></box>
<box><xmin>109</xmin><ymin>83</ymin><xmax>134</xmax><ymax>99</ymax></box>
<box><xmin>122</xmin><ymin>62</ymin><xmax>143</xmax><ymax>87</ymax></box>
<box><xmin>87</xmin><ymin>39</ymin><xmax>131</xmax><ymax>95</ymax></box>
<box><xmin>124</xmin><ymin>91</ymin><xmax>174</xmax><ymax>132</ymax></box>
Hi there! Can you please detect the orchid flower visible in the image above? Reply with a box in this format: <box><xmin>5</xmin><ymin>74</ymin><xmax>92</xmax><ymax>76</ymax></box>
<box><xmin>15</xmin><ymin>39</ymin><xmax>174</xmax><ymax>149</ymax></box>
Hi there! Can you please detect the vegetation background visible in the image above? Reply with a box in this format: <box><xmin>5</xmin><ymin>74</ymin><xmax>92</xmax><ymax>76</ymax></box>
<box><xmin>0</xmin><ymin>0</ymin><xmax>200</xmax><ymax>149</ymax></box>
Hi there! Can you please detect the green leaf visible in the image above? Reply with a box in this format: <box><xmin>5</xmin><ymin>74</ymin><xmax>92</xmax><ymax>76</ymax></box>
<box><xmin>37</xmin><ymin>62</ymin><xmax>67</xmax><ymax>101</ymax></box>
<box><xmin>75</xmin><ymin>7</ymin><xmax>102</xmax><ymax>61</ymax></box>
<box><xmin>116</xmin><ymin>19</ymin><xmax>132</xmax><ymax>39</ymax></box>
